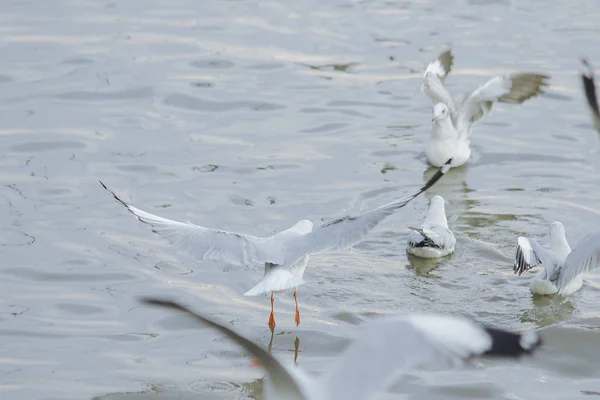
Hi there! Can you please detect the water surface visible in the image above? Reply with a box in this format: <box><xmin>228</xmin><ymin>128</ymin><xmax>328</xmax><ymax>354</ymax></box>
<box><xmin>2</xmin><ymin>0</ymin><xmax>600</xmax><ymax>399</ymax></box>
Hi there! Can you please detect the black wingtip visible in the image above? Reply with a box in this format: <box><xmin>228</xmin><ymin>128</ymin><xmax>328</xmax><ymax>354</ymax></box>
<box><xmin>139</xmin><ymin>296</ymin><xmax>191</xmax><ymax>313</ymax></box>
<box><xmin>482</xmin><ymin>327</ymin><xmax>542</xmax><ymax>358</ymax></box>
<box><xmin>582</xmin><ymin>59</ymin><xmax>600</xmax><ymax>116</ymax></box>
<box><xmin>420</xmin><ymin>158</ymin><xmax>452</xmax><ymax>194</ymax></box>
<box><xmin>99</xmin><ymin>180</ymin><xmax>131</xmax><ymax>209</ymax></box>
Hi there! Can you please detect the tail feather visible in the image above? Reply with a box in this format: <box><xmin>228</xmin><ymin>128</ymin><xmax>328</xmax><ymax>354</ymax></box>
<box><xmin>243</xmin><ymin>267</ymin><xmax>305</xmax><ymax>296</ymax></box>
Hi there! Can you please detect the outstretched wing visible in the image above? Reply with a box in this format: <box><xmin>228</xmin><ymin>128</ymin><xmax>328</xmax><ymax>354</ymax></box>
<box><xmin>318</xmin><ymin>313</ymin><xmax>542</xmax><ymax>400</ymax></box>
<box><xmin>282</xmin><ymin>160</ymin><xmax>452</xmax><ymax>264</ymax></box>
<box><xmin>100</xmin><ymin>181</ymin><xmax>284</xmax><ymax>266</ymax></box>
<box><xmin>421</xmin><ymin>50</ymin><xmax>457</xmax><ymax>114</ymax></box>
<box><xmin>555</xmin><ymin>229</ymin><xmax>600</xmax><ymax>291</ymax></box>
<box><xmin>513</xmin><ymin>236</ymin><xmax>552</xmax><ymax>276</ymax></box>
<box><xmin>582</xmin><ymin>58</ymin><xmax>600</xmax><ymax>134</ymax></box>
<box><xmin>456</xmin><ymin>73</ymin><xmax>549</xmax><ymax>134</ymax></box>
<box><xmin>140</xmin><ymin>298</ymin><xmax>309</xmax><ymax>400</ymax></box>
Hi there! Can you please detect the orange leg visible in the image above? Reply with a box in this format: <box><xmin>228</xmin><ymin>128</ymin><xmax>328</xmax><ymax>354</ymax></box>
<box><xmin>294</xmin><ymin>290</ymin><xmax>301</xmax><ymax>326</ymax></box>
<box><xmin>268</xmin><ymin>292</ymin><xmax>276</xmax><ymax>329</ymax></box>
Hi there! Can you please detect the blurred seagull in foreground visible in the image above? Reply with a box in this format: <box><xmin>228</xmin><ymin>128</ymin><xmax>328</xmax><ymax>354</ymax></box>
<box><xmin>581</xmin><ymin>58</ymin><xmax>600</xmax><ymax>134</ymax></box>
<box><xmin>421</xmin><ymin>49</ymin><xmax>550</xmax><ymax>168</ymax></box>
<box><xmin>100</xmin><ymin>160</ymin><xmax>451</xmax><ymax>329</ymax></box>
<box><xmin>407</xmin><ymin>195</ymin><xmax>455</xmax><ymax>258</ymax></box>
<box><xmin>514</xmin><ymin>222</ymin><xmax>600</xmax><ymax>295</ymax></box>
<box><xmin>140</xmin><ymin>297</ymin><xmax>542</xmax><ymax>400</ymax></box>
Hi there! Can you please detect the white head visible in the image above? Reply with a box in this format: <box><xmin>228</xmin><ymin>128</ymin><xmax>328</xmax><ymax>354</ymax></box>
<box><xmin>432</xmin><ymin>103</ymin><xmax>450</xmax><ymax>122</ymax></box>
<box><xmin>549</xmin><ymin>221</ymin><xmax>570</xmax><ymax>255</ymax></box>
<box><xmin>425</xmin><ymin>195</ymin><xmax>448</xmax><ymax>227</ymax></box>
<box><xmin>549</xmin><ymin>222</ymin><xmax>565</xmax><ymax>238</ymax></box>
<box><xmin>293</xmin><ymin>219</ymin><xmax>314</xmax><ymax>234</ymax></box>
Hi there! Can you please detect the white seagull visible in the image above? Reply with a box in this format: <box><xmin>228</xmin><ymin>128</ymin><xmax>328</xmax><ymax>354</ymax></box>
<box><xmin>100</xmin><ymin>160</ymin><xmax>451</xmax><ymax>329</ymax></box>
<box><xmin>514</xmin><ymin>222</ymin><xmax>600</xmax><ymax>295</ymax></box>
<box><xmin>421</xmin><ymin>49</ymin><xmax>550</xmax><ymax>168</ymax></box>
<box><xmin>407</xmin><ymin>195</ymin><xmax>455</xmax><ymax>258</ymax></box>
<box><xmin>140</xmin><ymin>297</ymin><xmax>542</xmax><ymax>400</ymax></box>
<box><xmin>582</xmin><ymin>58</ymin><xmax>600</xmax><ymax>134</ymax></box>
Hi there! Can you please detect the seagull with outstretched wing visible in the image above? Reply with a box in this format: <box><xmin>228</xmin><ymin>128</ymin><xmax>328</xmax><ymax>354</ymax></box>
<box><xmin>101</xmin><ymin>160</ymin><xmax>452</xmax><ymax>328</ymax></box>
<box><xmin>421</xmin><ymin>49</ymin><xmax>550</xmax><ymax>168</ymax></box>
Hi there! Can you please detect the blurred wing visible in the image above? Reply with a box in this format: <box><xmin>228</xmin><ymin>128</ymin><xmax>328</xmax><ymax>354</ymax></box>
<box><xmin>140</xmin><ymin>298</ymin><xmax>308</xmax><ymax>400</ymax></box>
<box><xmin>555</xmin><ymin>230</ymin><xmax>600</xmax><ymax>291</ymax></box>
<box><xmin>318</xmin><ymin>314</ymin><xmax>542</xmax><ymax>400</ymax></box>
<box><xmin>582</xmin><ymin>59</ymin><xmax>600</xmax><ymax>134</ymax></box>
<box><xmin>421</xmin><ymin>50</ymin><xmax>457</xmax><ymax>112</ymax></box>
<box><xmin>513</xmin><ymin>237</ymin><xmax>551</xmax><ymax>276</ymax></box>
<box><xmin>456</xmin><ymin>73</ymin><xmax>549</xmax><ymax>133</ymax></box>
<box><xmin>284</xmin><ymin>160</ymin><xmax>452</xmax><ymax>263</ymax></box>
<box><xmin>100</xmin><ymin>181</ymin><xmax>283</xmax><ymax>266</ymax></box>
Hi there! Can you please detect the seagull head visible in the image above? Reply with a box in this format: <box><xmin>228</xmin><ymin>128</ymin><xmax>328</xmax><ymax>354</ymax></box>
<box><xmin>549</xmin><ymin>221</ymin><xmax>565</xmax><ymax>238</ymax></box>
<box><xmin>430</xmin><ymin>195</ymin><xmax>446</xmax><ymax>208</ymax></box>
<box><xmin>293</xmin><ymin>220</ymin><xmax>314</xmax><ymax>234</ymax></box>
<box><xmin>432</xmin><ymin>103</ymin><xmax>450</xmax><ymax>122</ymax></box>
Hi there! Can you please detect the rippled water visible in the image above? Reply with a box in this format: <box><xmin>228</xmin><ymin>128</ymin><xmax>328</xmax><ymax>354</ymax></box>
<box><xmin>2</xmin><ymin>0</ymin><xmax>600</xmax><ymax>399</ymax></box>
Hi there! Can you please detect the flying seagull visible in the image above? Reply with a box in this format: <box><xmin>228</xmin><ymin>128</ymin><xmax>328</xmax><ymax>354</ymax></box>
<box><xmin>514</xmin><ymin>222</ymin><xmax>600</xmax><ymax>295</ymax></box>
<box><xmin>100</xmin><ymin>159</ymin><xmax>451</xmax><ymax>329</ymax></box>
<box><xmin>421</xmin><ymin>49</ymin><xmax>550</xmax><ymax>168</ymax></box>
<box><xmin>140</xmin><ymin>297</ymin><xmax>542</xmax><ymax>400</ymax></box>
<box><xmin>407</xmin><ymin>195</ymin><xmax>455</xmax><ymax>258</ymax></box>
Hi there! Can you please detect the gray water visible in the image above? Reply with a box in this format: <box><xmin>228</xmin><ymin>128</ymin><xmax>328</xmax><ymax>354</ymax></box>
<box><xmin>2</xmin><ymin>0</ymin><xmax>600</xmax><ymax>399</ymax></box>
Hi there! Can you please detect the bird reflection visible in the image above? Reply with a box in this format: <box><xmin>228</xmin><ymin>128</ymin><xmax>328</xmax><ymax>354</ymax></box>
<box><xmin>406</xmin><ymin>253</ymin><xmax>445</xmax><ymax>277</ymax></box>
<box><xmin>265</xmin><ymin>327</ymin><xmax>301</xmax><ymax>366</ymax></box>
<box><xmin>519</xmin><ymin>294</ymin><xmax>577</xmax><ymax>327</ymax></box>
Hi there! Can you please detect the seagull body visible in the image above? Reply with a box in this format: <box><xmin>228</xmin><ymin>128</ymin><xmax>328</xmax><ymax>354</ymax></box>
<box><xmin>421</xmin><ymin>49</ymin><xmax>550</xmax><ymax>168</ymax></box>
<box><xmin>582</xmin><ymin>58</ymin><xmax>600</xmax><ymax>134</ymax></box>
<box><xmin>141</xmin><ymin>298</ymin><xmax>542</xmax><ymax>400</ymax></box>
<box><xmin>407</xmin><ymin>195</ymin><xmax>455</xmax><ymax>258</ymax></box>
<box><xmin>100</xmin><ymin>160</ymin><xmax>451</xmax><ymax>328</ymax></box>
<box><xmin>513</xmin><ymin>222</ymin><xmax>600</xmax><ymax>295</ymax></box>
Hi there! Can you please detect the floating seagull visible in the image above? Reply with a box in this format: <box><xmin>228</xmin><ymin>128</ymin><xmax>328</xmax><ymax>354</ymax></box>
<box><xmin>100</xmin><ymin>159</ymin><xmax>451</xmax><ymax>329</ymax></box>
<box><xmin>140</xmin><ymin>297</ymin><xmax>542</xmax><ymax>400</ymax></box>
<box><xmin>421</xmin><ymin>49</ymin><xmax>550</xmax><ymax>168</ymax></box>
<box><xmin>514</xmin><ymin>222</ymin><xmax>600</xmax><ymax>295</ymax></box>
<box><xmin>407</xmin><ymin>195</ymin><xmax>455</xmax><ymax>258</ymax></box>
<box><xmin>581</xmin><ymin>58</ymin><xmax>600</xmax><ymax>134</ymax></box>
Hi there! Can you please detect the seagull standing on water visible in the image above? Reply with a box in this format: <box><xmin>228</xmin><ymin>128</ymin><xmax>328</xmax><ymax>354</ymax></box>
<box><xmin>421</xmin><ymin>49</ymin><xmax>550</xmax><ymax>168</ymax></box>
<box><xmin>141</xmin><ymin>297</ymin><xmax>542</xmax><ymax>400</ymax></box>
<box><xmin>100</xmin><ymin>160</ymin><xmax>451</xmax><ymax>329</ymax></box>
<box><xmin>514</xmin><ymin>222</ymin><xmax>600</xmax><ymax>295</ymax></box>
<box><xmin>582</xmin><ymin>58</ymin><xmax>600</xmax><ymax>134</ymax></box>
<box><xmin>407</xmin><ymin>195</ymin><xmax>455</xmax><ymax>258</ymax></box>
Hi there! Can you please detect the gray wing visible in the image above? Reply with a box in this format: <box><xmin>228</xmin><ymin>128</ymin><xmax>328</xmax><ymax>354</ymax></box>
<box><xmin>318</xmin><ymin>314</ymin><xmax>542</xmax><ymax>400</ymax></box>
<box><xmin>455</xmin><ymin>73</ymin><xmax>549</xmax><ymax>134</ymax></box>
<box><xmin>140</xmin><ymin>298</ymin><xmax>308</xmax><ymax>400</ymax></box>
<box><xmin>408</xmin><ymin>226</ymin><xmax>455</xmax><ymax>250</ymax></box>
<box><xmin>100</xmin><ymin>181</ymin><xmax>284</xmax><ymax>266</ymax></box>
<box><xmin>513</xmin><ymin>236</ymin><xmax>555</xmax><ymax>276</ymax></box>
<box><xmin>555</xmin><ymin>229</ymin><xmax>600</xmax><ymax>291</ymax></box>
<box><xmin>282</xmin><ymin>160</ymin><xmax>451</xmax><ymax>264</ymax></box>
<box><xmin>421</xmin><ymin>50</ymin><xmax>457</xmax><ymax>114</ymax></box>
<box><xmin>582</xmin><ymin>59</ymin><xmax>600</xmax><ymax>134</ymax></box>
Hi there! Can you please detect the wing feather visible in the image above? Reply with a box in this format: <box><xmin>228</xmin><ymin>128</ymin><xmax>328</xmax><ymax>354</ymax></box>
<box><xmin>100</xmin><ymin>181</ymin><xmax>283</xmax><ymax>266</ymax></box>
<box><xmin>421</xmin><ymin>50</ymin><xmax>457</xmax><ymax>113</ymax></box>
<box><xmin>319</xmin><ymin>314</ymin><xmax>541</xmax><ymax>400</ymax></box>
<box><xmin>555</xmin><ymin>229</ymin><xmax>600</xmax><ymax>291</ymax></box>
<box><xmin>456</xmin><ymin>73</ymin><xmax>549</xmax><ymax>134</ymax></box>
<box><xmin>283</xmin><ymin>160</ymin><xmax>452</xmax><ymax>263</ymax></box>
<box><xmin>582</xmin><ymin>58</ymin><xmax>600</xmax><ymax>134</ymax></box>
